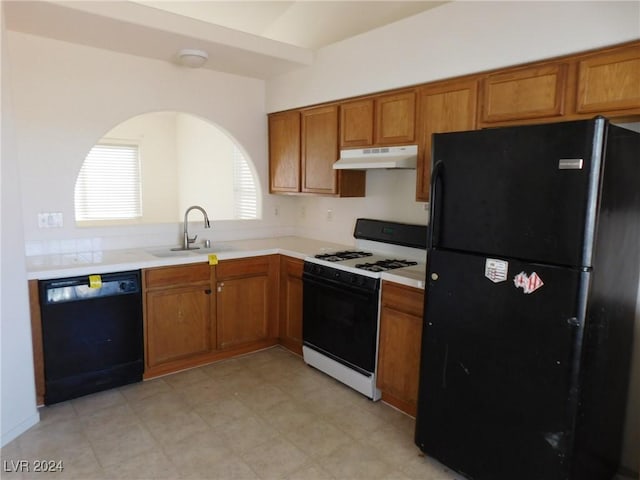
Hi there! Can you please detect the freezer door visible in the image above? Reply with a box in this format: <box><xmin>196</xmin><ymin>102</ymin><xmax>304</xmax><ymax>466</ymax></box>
<box><xmin>415</xmin><ymin>249</ymin><xmax>587</xmax><ymax>480</ymax></box>
<box><xmin>429</xmin><ymin>118</ymin><xmax>605</xmax><ymax>267</ymax></box>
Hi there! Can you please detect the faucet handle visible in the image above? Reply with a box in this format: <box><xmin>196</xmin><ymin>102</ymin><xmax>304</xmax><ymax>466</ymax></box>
<box><xmin>187</xmin><ymin>234</ymin><xmax>198</xmax><ymax>244</ymax></box>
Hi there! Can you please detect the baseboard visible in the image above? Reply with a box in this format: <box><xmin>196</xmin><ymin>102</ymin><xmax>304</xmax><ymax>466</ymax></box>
<box><xmin>1</xmin><ymin>411</ymin><xmax>40</xmax><ymax>448</ymax></box>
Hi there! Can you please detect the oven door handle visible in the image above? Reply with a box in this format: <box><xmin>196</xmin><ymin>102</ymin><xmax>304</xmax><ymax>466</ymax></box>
<box><xmin>303</xmin><ymin>272</ymin><xmax>378</xmax><ymax>298</ymax></box>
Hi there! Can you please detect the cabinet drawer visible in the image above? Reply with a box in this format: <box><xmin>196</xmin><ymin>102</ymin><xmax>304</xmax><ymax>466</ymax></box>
<box><xmin>144</xmin><ymin>263</ymin><xmax>210</xmax><ymax>289</ymax></box>
<box><xmin>281</xmin><ymin>256</ymin><xmax>303</xmax><ymax>278</ymax></box>
<box><xmin>217</xmin><ymin>256</ymin><xmax>271</xmax><ymax>279</ymax></box>
<box><xmin>381</xmin><ymin>281</ymin><xmax>424</xmax><ymax>317</ymax></box>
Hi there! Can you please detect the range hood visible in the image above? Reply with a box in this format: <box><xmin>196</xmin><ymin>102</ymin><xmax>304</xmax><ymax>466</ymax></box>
<box><xmin>333</xmin><ymin>145</ymin><xmax>418</xmax><ymax>170</ymax></box>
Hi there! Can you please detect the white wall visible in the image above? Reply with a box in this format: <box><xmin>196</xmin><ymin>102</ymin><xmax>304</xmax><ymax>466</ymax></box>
<box><xmin>267</xmin><ymin>1</ymin><xmax>640</xmax><ymax>112</ymax></box>
<box><xmin>1</xmin><ymin>29</ymin><xmax>296</xmax><ymax>446</ymax></box>
<box><xmin>100</xmin><ymin>111</ymin><xmax>179</xmax><ymax>224</ymax></box>
<box><xmin>266</xmin><ymin>1</ymin><xmax>640</xmax><ymax>472</ymax></box>
<box><xmin>176</xmin><ymin>113</ymin><xmax>236</xmax><ymax>220</ymax></box>
<box><xmin>8</xmin><ymin>31</ymin><xmax>298</xmax><ymax>257</ymax></box>
<box><xmin>3</xmin><ymin>0</ymin><xmax>639</xmax><ymax>468</ymax></box>
<box><xmin>1</xmin><ymin>5</ymin><xmax>40</xmax><ymax>446</ymax></box>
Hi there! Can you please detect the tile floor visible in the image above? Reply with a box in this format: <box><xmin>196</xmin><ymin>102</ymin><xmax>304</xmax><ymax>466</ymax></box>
<box><xmin>1</xmin><ymin>346</ymin><xmax>464</xmax><ymax>480</ymax></box>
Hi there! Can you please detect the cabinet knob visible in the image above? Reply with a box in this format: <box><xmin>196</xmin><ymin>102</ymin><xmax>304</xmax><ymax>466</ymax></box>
<box><xmin>204</xmin><ymin>289</ymin><xmax>212</xmax><ymax>295</ymax></box>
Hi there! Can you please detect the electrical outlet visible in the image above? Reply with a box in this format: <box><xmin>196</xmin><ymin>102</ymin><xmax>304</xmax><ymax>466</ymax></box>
<box><xmin>37</xmin><ymin>212</ymin><xmax>63</xmax><ymax>228</ymax></box>
<box><xmin>274</xmin><ymin>206</ymin><xmax>279</xmax><ymax>216</ymax></box>
<box><xmin>327</xmin><ymin>209</ymin><xmax>333</xmax><ymax>221</ymax></box>
<box><xmin>300</xmin><ymin>206</ymin><xmax>306</xmax><ymax>219</ymax></box>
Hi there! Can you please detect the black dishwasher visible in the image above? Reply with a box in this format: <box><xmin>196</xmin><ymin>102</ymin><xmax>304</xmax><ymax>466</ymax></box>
<box><xmin>39</xmin><ymin>270</ymin><xmax>143</xmax><ymax>404</ymax></box>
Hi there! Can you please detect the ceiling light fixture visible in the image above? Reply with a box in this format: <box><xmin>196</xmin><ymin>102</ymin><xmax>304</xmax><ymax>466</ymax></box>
<box><xmin>177</xmin><ymin>49</ymin><xmax>209</xmax><ymax>68</ymax></box>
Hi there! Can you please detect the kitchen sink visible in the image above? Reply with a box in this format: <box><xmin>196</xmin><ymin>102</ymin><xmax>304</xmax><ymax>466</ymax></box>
<box><xmin>193</xmin><ymin>244</ymin><xmax>236</xmax><ymax>254</ymax></box>
<box><xmin>147</xmin><ymin>244</ymin><xmax>236</xmax><ymax>258</ymax></box>
<box><xmin>146</xmin><ymin>249</ymin><xmax>198</xmax><ymax>258</ymax></box>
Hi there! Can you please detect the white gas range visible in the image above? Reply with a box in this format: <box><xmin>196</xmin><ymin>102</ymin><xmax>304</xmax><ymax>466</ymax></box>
<box><xmin>302</xmin><ymin>219</ymin><xmax>427</xmax><ymax>400</ymax></box>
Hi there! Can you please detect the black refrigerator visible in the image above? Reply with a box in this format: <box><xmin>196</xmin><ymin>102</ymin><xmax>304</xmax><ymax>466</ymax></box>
<box><xmin>415</xmin><ymin>117</ymin><xmax>640</xmax><ymax>480</ymax></box>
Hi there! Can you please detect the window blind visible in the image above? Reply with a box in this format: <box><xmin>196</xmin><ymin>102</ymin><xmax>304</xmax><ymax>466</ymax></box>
<box><xmin>75</xmin><ymin>143</ymin><xmax>142</xmax><ymax>221</ymax></box>
<box><xmin>233</xmin><ymin>147</ymin><xmax>257</xmax><ymax>219</ymax></box>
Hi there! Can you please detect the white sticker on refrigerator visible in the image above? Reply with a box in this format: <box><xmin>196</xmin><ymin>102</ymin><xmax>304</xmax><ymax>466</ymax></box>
<box><xmin>513</xmin><ymin>271</ymin><xmax>544</xmax><ymax>294</ymax></box>
<box><xmin>485</xmin><ymin>258</ymin><xmax>508</xmax><ymax>283</ymax></box>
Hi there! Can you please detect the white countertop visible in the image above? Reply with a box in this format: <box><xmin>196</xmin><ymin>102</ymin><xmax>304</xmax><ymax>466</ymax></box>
<box><xmin>26</xmin><ymin>235</ymin><xmax>426</xmax><ymax>289</ymax></box>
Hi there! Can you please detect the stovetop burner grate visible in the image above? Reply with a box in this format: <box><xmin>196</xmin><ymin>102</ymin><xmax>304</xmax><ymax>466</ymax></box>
<box><xmin>354</xmin><ymin>259</ymin><xmax>418</xmax><ymax>272</ymax></box>
<box><xmin>314</xmin><ymin>250</ymin><xmax>373</xmax><ymax>262</ymax></box>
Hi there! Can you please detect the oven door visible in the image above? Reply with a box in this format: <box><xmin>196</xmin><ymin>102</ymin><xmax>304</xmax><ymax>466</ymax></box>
<box><xmin>302</xmin><ymin>271</ymin><xmax>379</xmax><ymax>375</ymax></box>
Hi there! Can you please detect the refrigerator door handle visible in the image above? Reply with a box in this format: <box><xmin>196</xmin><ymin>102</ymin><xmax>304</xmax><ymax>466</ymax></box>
<box><xmin>428</xmin><ymin>160</ymin><xmax>444</xmax><ymax>248</ymax></box>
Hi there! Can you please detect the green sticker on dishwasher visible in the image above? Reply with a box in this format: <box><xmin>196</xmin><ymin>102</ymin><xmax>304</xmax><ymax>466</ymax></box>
<box><xmin>89</xmin><ymin>275</ymin><xmax>102</xmax><ymax>288</ymax></box>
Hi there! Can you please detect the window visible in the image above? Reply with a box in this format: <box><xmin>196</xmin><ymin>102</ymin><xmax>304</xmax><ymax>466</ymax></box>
<box><xmin>233</xmin><ymin>146</ymin><xmax>257</xmax><ymax>219</ymax></box>
<box><xmin>75</xmin><ymin>112</ymin><xmax>261</xmax><ymax>226</ymax></box>
<box><xmin>74</xmin><ymin>143</ymin><xmax>142</xmax><ymax>222</ymax></box>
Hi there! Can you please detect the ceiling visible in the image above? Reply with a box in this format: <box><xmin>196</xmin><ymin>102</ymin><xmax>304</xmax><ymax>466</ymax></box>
<box><xmin>3</xmin><ymin>1</ymin><xmax>446</xmax><ymax>78</ymax></box>
<box><xmin>134</xmin><ymin>1</ymin><xmax>447</xmax><ymax>50</ymax></box>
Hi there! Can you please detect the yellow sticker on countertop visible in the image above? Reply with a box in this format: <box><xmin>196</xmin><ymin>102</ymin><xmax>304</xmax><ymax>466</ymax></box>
<box><xmin>89</xmin><ymin>274</ymin><xmax>102</xmax><ymax>288</ymax></box>
<box><xmin>208</xmin><ymin>254</ymin><xmax>218</xmax><ymax>266</ymax></box>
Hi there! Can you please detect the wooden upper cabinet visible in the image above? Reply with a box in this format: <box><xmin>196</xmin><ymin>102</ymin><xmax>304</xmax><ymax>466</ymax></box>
<box><xmin>375</xmin><ymin>91</ymin><xmax>416</xmax><ymax>145</ymax></box>
<box><xmin>480</xmin><ymin>62</ymin><xmax>568</xmax><ymax>124</ymax></box>
<box><xmin>269</xmin><ymin>110</ymin><xmax>300</xmax><ymax>193</ymax></box>
<box><xmin>301</xmin><ymin>104</ymin><xmax>366</xmax><ymax>197</ymax></box>
<box><xmin>269</xmin><ymin>105</ymin><xmax>365</xmax><ymax>198</ymax></box>
<box><xmin>416</xmin><ymin>77</ymin><xmax>478</xmax><ymax>202</ymax></box>
<box><xmin>340</xmin><ymin>99</ymin><xmax>374</xmax><ymax>147</ymax></box>
<box><xmin>301</xmin><ymin>105</ymin><xmax>340</xmax><ymax>194</ymax></box>
<box><xmin>575</xmin><ymin>43</ymin><xmax>640</xmax><ymax>115</ymax></box>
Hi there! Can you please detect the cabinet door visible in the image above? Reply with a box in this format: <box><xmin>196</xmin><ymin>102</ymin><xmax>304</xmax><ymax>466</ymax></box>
<box><xmin>301</xmin><ymin>105</ymin><xmax>339</xmax><ymax>194</ymax></box>
<box><xmin>480</xmin><ymin>63</ymin><xmax>567</xmax><ymax>124</ymax></box>
<box><xmin>416</xmin><ymin>78</ymin><xmax>478</xmax><ymax>201</ymax></box>
<box><xmin>575</xmin><ymin>43</ymin><xmax>640</xmax><ymax>115</ymax></box>
<box><xmin>216</xmin><ymin>256</ymin><xmax>277</xmax><ymax>350</ymax></box>
<box><xmin>146</xmin><ymin>284</ymin><xmax>211</xmax><ymax>367</ymax></box>
<box><xmin>217</xmin><ymin>275</ymin><xmax>269</xmax><ymax>349</ymax></box>
<box><xmin>340</xmin><ymin>99</ymin><xmax>374</xmax><ymax>147</ymax></box>
<box><xmin>374</xmin><ymin>91</ymin><xmax>416</xmax><ymax>145</ymax></box>
<box><xmin>279</xmin><ymin>256</ymin><xmax>303</xmax><ymax>355</ymax></box>
<box><xmin>377</xmin><ymin>282</ymin><xmax>424</xmax><ymax>416</ymax></box>
<box><xmin>269</xmin><ymin>110</ymin><xmax>300</xmax><ymax>193</ymax></box>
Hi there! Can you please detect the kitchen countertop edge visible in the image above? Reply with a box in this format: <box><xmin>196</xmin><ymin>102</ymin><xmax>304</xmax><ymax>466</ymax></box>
<box><xmin>26</xmin><ymin>236</ymin><xmax>426</xmax><ymax>289</ymax></box>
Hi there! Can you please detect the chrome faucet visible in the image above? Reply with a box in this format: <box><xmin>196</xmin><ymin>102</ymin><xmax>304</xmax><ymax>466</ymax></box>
<box><xmin>172</xmin><ymin>205</ymin><xmax>211</xmax><ymax>250</ymax></box>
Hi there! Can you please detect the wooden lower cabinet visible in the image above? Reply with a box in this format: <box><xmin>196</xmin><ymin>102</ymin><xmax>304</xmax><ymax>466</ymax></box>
<box><xmin>28</xmin><ymin>280</ymin><xmax>45</xmax><ymax>405</ymax></box>
<box><xmin>216</xmin><ymin>255</ymin><xmax>279</xmax><ymax>350</ymax></box>
<box><xmin>279</xmin><ymin>256</ymin><xmax>304</xmax><ymax>355</ymax></box>
<box><xmin>143</xmin><ymin>263</ymin><xmax>215</xmax><ymax>376</ymax></box>
<box><xmin>377</xmin><ymin>281</ymin><xmax>424</xmax><ymax>416</ymax></box>
<box><xmin>143</xmin><ymin>256</ymin><xmax>279</xmax><ymax>378</ymax></box>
